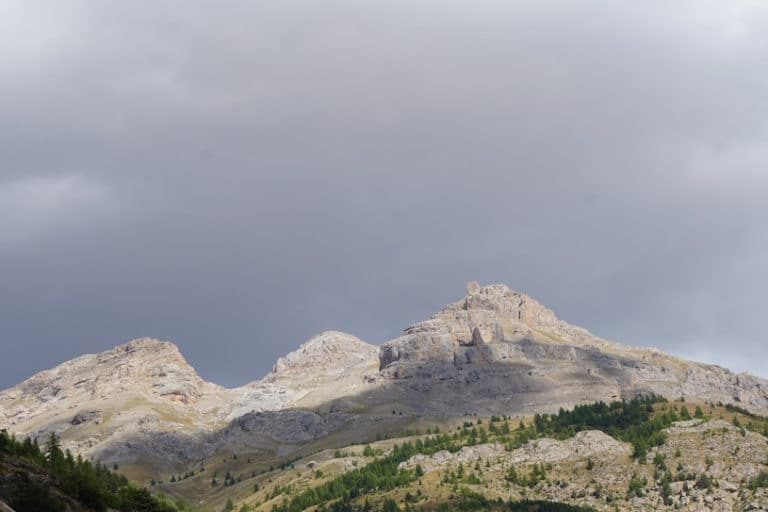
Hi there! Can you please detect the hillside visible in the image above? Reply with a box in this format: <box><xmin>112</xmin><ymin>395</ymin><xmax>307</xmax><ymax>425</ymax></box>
<box><xmin>0</xmin><ymin>428</ymin><xmax>192</xmax><ymax>512</ymax></box>
<box><xmin>152</xmin><ymin>398</ymin><xmax>768</xmax><ymax>511</ymax></box>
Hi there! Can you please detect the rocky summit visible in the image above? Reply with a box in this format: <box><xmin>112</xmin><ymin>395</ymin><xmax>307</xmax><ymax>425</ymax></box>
<box><xmin>1</xmin><ymin>283</ymin><xmax>767</xmax><ymax>486</ymax></box>
<box><xmin>376</xmin><ymin>283</ymin><xmax>768</xmax><ymax>417</ymax></box>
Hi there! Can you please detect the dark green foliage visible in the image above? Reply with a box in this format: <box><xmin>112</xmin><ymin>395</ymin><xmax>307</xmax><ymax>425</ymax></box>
<box><xmin>429</xmin><ymin>489</ymin><xmax>597</xmax><ymax>511</ymax></box>
<box><xmin>659</xmin><ymin>470</ymin><xmax>673</xmax><ymax>505</ymax></box>
<box><xmin>6</xmin><ymin>473</ymin><xmax>65</xmax><ymax>512</ymax></box>
<box><xmin>271</xmin><ymin>442</ymin><xmax>420</xmax><ymax>512</ymax></box>
<box><xmin>381</xmin><ymin>498</ymin><xmax>400</xmax><ymax>512</ymax></box>
<box><xmin>725</xmin><ymin>404</ymin><xmax>768</xmax><ymax>437</ymax></box>
<box><xmin>519</xmin><ymin>395</ymin><xmax>669</xmax><ymax>460</ymax></box>
<box><xmin>507</xmin><ymin>501</ymin><xmax>596</xmax><ymax>512</ymax></box>
<box><xmin>0</xmin><ymin>429</ymin><xmax>185</xmax><ymax>512</ymax></box>
<box><xmin>627</xmin><ymin>473</ymin><xmax>647</xmax><ymax>498</ymax></box>
<box><xmin>515</xmin><ymin>464</ymin><xmax>547</xmax><ymax>488</ymax></box>
<box><xmin>223</xmin><ymin>471</ymin><xmax>237</xmax><ymax>486</ymax></box>
<box><xmin>748</xmin><ymin>471</ymin><xmax>768</xmax><ymax>490</ymax></box>
<box><xmin>695</xmin><ymin>473</ymin><xmax>712</xmax><ymax>491</ymax></box>
<box><xmin>449</xmin><ymin>487</ymin><xmax>491</xmax><ymax>510</ymax></box>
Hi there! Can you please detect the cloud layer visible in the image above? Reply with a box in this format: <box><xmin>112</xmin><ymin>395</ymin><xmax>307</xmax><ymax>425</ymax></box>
<box><xmin>1</xmin><ymin>1</ymin><xmax>766</xmax><ymax>387</ymax></box>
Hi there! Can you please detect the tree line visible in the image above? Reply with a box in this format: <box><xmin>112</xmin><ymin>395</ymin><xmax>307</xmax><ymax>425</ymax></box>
<box><xmin>0</xmin><ymin>429</ymin><xmax>190</xmax><ymax>512</ymax></box>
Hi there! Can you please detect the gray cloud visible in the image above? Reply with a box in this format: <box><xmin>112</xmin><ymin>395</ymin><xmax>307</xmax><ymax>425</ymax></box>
<box><xmin>1</xmin><ymin>0</ymin><xmax>767</xmax><ymax>387</ymax></box>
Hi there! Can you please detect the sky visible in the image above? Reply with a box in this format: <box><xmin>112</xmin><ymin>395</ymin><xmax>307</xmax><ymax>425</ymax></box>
<box><xmin>1</xmin><ymin>1</ymin><xmax>767</xmax><ymax>388</ymax></box>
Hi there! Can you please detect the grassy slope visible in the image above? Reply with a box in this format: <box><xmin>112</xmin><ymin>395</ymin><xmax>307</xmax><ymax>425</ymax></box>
<box><xmin>145</xmin><ymin>399</ymin><xmax>768</xmax><ymax>512</ymax></box>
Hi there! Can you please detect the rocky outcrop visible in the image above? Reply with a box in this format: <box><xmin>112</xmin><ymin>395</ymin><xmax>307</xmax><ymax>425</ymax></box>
<box><xmin>399</xmin><ymin>430</ymin><xmax>630</xmax><ymax>473</ymax></box>
<box><xmin>391</xmin><ymin>419</ymin><xmax>768</xmax><ymax>511</ymax></box>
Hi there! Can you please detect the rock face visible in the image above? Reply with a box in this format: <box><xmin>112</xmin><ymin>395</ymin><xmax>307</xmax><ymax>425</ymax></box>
<box><xmin>0</xmin><ymin>338</ymin><xmax>239</xmax><ymax>467</ymax></box>
<box><xmin>377</xmin><ymin>283</ymin><xmax>768</xmax><ymax>416</ymax></box>
<box><xmin>231</xmin><ymin>331</ymin><xmax>381</xmax><ymax>419</ymax></box>
<box><xmin>0</xmin><ymin>333</ymin><xmax>382</xmax><ymax>468</ymax></box>
<box><xmin>1</xmin><ymin>282</ymin><xmax>767</xmax><ymax>470</ymax></box>
<box><xmin>0</xmin><ymin>338</ymin><xmax>226</xmax><ymax>430</ymax></box>
<box><xmin>379</xmin><ymin>283</ymin><xmax>611</xmax><ymax>373</ymax></box>
<box><xmin>380</xmin><ymin>283</ymin><xmax>593</xmax><ymax>372</ymax></box>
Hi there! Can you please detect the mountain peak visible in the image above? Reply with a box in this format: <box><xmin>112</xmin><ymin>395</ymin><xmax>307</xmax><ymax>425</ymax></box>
<box><xmin>116</xmin><ymin>336</ymin><xmax>179</xmax><ymax>351</ymax></box>
<box><xmin>379</xmin><ymin>282</ymin><xmax>597</xmax><ymax>374</ymax></box>
<box><xmin>109</xmin><ymin>337</ymin><xmax>183</xmax><ymax>359</ymax></box>
<box><xmin>271</xmin><ymin>331</ymin><xmax>378</xmax><ymax>375</ymax></box>
<box><xmin>445</xmin><ymin>282</ymin><xmax>593</xmax><ymax>341</ymax></box>
<box><xmin>0</xmin><ymin>337</ymin><xmax>210</xmax><ymax>436</ymax></box>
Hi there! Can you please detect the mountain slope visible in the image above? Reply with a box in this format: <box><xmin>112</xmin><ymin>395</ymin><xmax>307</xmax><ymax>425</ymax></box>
<box><xmin>1</xmin><ymin>282</ymin><xmax>767</xmax><ymax>474</ymax></box>
<box><xmin>187</xmin><ymin>399</ymin><xmax>768</xmax><ymax>512</ymax></box>
<box><xmin>376</xmin><ymin>283</ymin><xmax>768</xmax><ymax>416</ymax></box>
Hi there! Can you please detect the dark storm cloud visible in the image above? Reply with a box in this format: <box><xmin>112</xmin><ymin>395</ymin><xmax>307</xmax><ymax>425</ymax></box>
<box><xmin>1</xmin><ymin>0</ymin><xmax>767</xmax><ymax>387</ymax></box>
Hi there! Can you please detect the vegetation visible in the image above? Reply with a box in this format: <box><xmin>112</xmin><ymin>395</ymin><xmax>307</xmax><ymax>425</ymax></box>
<box><xmin>10</xmin><ymin>395</ymin><xmax>747</xmax><ymax>512</ymax></box>
<box><xmin>722</xmin><ymin>403</ymin><xmax>768</xmax><ymax>437</ymax></box>
<box><xmin>422</xmin><ymin>488</ymin><xmax>597</xmax><ymax>511</ymax></box>
<box><xmin>0</xmin><ymin>429</ymin><xmax>190</xmax><ymax>512</ymax></box>
<box><xmin>626</xmin><ymin>473</ymin><xmax>647</xmax><ymax>498</ymax></box>
<box><xmin>271</xmin><ymin>441</ymin><xmax>420</xmax><ymax>512</ymax></box>
<box><xmin>265</xmin><ymin>396</ymin><xmax>673</xmax><ymax>511</ymax></box>
<box><xmin>526</xmin><ymin>394</ymin><xmax>670</xmax><ymax>460</ymax></box>
<box><xmin>748</xmin><ymin>471</ymin><xmax>768</xmax><ymax>490</ymax></box>
<box><xmin>506</xmin><ymin>501</ymin><xmax>596</xmax><ymax>512</ymax></box>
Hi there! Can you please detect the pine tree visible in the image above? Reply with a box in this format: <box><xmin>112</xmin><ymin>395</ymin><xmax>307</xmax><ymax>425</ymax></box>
<box><xmin>44</xmin><ymin>432</ymin><xmax>63</xmax><ymax>469</ymax></box>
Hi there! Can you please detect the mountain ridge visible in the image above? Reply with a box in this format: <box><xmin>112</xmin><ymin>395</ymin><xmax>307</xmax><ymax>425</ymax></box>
<box><xmin>1</xmin><ymin>282</ymin><xmax>767</xmax><ymax>473</ymax></box>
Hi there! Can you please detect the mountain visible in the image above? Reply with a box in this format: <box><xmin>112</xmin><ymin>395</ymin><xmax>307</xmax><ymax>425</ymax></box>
<box><xmin>375</xmin><ymin>283</ymin><xmax>768</xmax><ymax>416</ymax></box>
<box><xmin>1</xmin><ymin>283</ymin><xmax>767</xmax><ymax>491</ymax></box>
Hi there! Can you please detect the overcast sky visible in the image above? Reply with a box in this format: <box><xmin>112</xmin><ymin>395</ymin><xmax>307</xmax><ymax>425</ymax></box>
<box><xmin>1</xmin><ymin>1</ymin><xmax>767</xmax><ymax>388</ymax></box>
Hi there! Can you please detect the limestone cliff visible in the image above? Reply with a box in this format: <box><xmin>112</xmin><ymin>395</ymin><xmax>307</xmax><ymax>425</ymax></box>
<box><xmin>378</xmin><ymin>283</ymin><xmax>768</xmax><ymax>415</ymax></box>
<box><xmin>1</xmin><ymin>283</ymin><xmax>767</xmax><ymax>470</ymax></box>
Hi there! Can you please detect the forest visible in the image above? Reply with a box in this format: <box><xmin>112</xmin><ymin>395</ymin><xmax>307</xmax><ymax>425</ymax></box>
<box><xmin>0</xmin><ymin>429</ymin><xmax>189</xmax><ymax>512</ymax></box>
